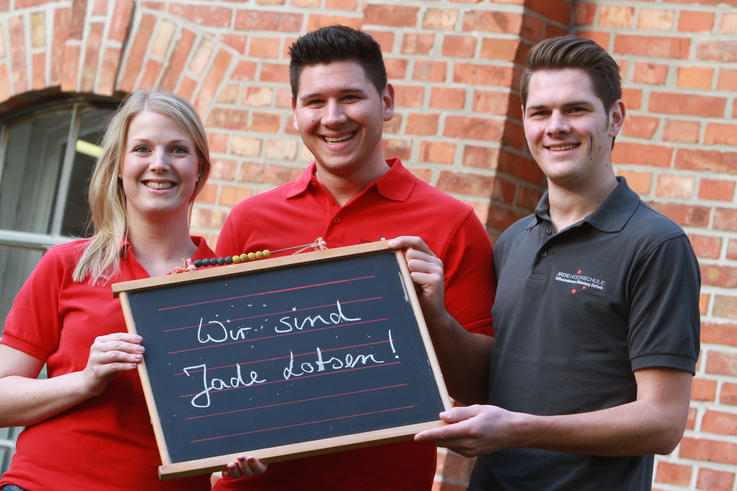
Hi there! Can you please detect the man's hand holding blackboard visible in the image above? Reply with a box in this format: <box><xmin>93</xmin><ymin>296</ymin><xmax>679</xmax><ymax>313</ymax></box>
<box><xmin>389</xmin><ymin>236</ymin><xmax>494</xmax><ymax>406</ymax></box>
<box><xmin>81</xmin><ymin>332</ymin><xmax>145</xmax><ymax>396</ymax></box>
<box><xmin>414</xmin><ymin>404</ymin><xmax>517</xmax><ymax>457</ymax></box>
<box><xmin>387</xmin><ymin>236</ymin><xmax>447</xmax><ymax>323</ymax></box>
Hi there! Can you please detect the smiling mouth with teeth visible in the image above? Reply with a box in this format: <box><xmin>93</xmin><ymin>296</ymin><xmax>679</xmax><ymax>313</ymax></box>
<box><xmin>548</xmin><ymin>144</ymin><xmax>578</xmax><ymax>151</ymax></box>
<box><xmin>145</xmin><ymin>181</ymin><xmax>174</xmax><ymax>190</ymax></box>
<box><xmin>324</xmin><ymin>133</ymin><xmax>355</xmax><ymax>144</ymax></box>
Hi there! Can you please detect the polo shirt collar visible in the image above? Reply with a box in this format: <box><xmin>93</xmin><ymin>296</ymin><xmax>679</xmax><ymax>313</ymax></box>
<box><xmin>374</xmin><ymin>158</ymin><xmax>415</xmax><ymax>201</ymax></box>
<box><xmin>284</xmin><ymin>157</ymin><xmax>414</xmax><ymax>202</ymax></box>
<box><xmin>534</xmin><ymin>177</ymin><xmax>639</xmax><ymax>233</ymax></box>
<box><xmin>190</xmin><ymin>235</ymin><xmax>213</xmax><ymax>259</ymax></box>
<box><xmin>284</xmin><ymin>164</ymin><xmax>316</xmax><ymax>199</ymax></box>
<box><xmin>118</xmin><ymin>235</ymin><xmax>211</xmax><ymax>259</ymax></box>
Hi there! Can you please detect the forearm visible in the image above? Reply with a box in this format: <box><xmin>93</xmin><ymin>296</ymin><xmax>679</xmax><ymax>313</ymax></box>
<box><xmin>513</xmin><ymin>368</ymin><xmax>692</xmax><ymax>456</ymax></box>
<box><xmin>514</xmin><ymin>399</ymin><xmax>686</xmax><ymax>456</ymax></box>
<box><xmin>0</xmin><ymin>372</ymin><xmax>91</xmax><ymax>427</ymax></box>
<box><xmin>417</xmin><ymin>368</ymin><xmax>692</xmax><ymax>458</ymax></box>
<box><xmin>0</xmin><ymin>333</ymin><xmax>143</xmax><ymax>428</ymax></box>
<box><xmin>427</xmin><ymin>311</ymin><xmax>493</xmax><ymax>405</ymax></box>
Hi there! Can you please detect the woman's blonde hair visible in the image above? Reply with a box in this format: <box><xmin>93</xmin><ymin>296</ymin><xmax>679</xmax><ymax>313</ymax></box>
<box><xmin>73</xmin><ymin>90</ymin><xmax>211</xmax><ymax>284</ymax></box>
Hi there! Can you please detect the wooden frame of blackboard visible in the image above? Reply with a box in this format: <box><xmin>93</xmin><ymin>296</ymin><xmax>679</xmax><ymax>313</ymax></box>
<box><xmin>112</xmin><ymin>240</ymin><xmax>451</xmax><ymax>480</ymax></box>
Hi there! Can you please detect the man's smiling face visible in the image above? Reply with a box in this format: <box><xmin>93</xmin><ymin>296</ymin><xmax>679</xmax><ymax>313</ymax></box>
<box><xmin>292</xmin><ymin>60</ymin><xmax>394</xmax><ymax>184</ymax></box>
<box><xmin>523</xmin><ymin>68</ymin><xmax>623</xmax><ymax>191</ymax></box>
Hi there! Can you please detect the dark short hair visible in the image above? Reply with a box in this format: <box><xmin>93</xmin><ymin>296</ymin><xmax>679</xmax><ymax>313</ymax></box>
<box><xmin>288</xmin><ymin>25</ymin><xmax>387</xmax><ymax>99</ymax></box>
<box><xmin>520</xmin><ymin>35</ymin><xmax>621</xmax><ymax>111</ymax></box>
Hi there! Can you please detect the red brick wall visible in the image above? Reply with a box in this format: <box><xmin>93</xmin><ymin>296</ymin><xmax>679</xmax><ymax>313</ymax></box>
<box><xmin>0</xmin><ymin>1</ymin><xmax>735</xmax><ymax>489</ymax></box>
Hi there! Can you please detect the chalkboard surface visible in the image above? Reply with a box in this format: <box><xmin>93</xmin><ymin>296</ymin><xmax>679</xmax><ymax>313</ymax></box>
<box><xmin>113</xmin><ymin>241</ymin><xmax>451</xmax><ymax>479</ymax></box>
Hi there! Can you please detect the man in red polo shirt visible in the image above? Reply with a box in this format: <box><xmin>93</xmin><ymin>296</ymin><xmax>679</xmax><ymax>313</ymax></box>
<box><xmin>213</xmin><ymin>25</ymin><xmax>496</xmax><ymax>490</ymax></box>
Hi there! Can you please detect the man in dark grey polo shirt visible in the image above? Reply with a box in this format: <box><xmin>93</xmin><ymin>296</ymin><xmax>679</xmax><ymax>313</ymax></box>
<box><xmin>391</xmin><ymin>35</ymin><xmax>700</xmax><ymax>489</ymax></box>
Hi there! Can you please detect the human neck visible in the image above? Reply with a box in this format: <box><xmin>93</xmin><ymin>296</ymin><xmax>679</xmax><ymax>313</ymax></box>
<box><xmin>126</xmin><ymin>213</ymin><xmax>197</xmax><ymax>277</ymax></box>
<box><xmin>315</xmin><ymin>157</ymin><xmax>390</xmax><ymax>207</ymax></box>
<box><xmin>547</xmin><ymin>174</ymin><xmax>618</xmax><ymax>232</ymax></box>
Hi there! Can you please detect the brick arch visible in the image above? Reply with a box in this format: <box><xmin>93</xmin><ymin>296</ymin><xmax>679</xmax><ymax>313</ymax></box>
<box><xmin>115</xmin><ymin>12</ymin><xmax>235</xmax><ymax>119</ymax></box>
<box><xmin>0</xmin><ymin>1</ymin><xmax>132</xmax><ymax>104</ymax></box>
<box><xmin>0</xmin><ymin>0</ymin><xmax>236</xmax><ymax>122</ymax></box>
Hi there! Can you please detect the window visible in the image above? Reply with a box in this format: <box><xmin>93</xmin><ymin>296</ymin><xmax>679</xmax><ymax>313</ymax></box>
<box><xmin>0</xmin><ymin>97</ymin><xmax>118</xmax><ymax>326</ymax></box>
<box><xmin>0</xmin><ymin>96</ymin><xmax>119</xmax><ymax>474</ymax></box>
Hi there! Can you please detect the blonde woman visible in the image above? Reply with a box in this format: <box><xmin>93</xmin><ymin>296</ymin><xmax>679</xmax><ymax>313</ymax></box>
<box><xmin>0</xmin><ymin>90</ymin><xmax>215</xmax><ymax>490</ymax></box>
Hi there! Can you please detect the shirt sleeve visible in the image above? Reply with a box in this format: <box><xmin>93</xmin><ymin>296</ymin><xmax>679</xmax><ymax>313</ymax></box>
<box><xmin>628</xmin><ymin>234</ymin><xmax>701</xmax><ymax>373</ymax></box>
<box><xmin>441</xmin><ymin>210</ymin><xmax>496</xmax><ymax>336</ymax></box>
<box><xmin>1</xmin><ymin>246</ymin><xmax>68</xmax><ymax>361</ymax></box>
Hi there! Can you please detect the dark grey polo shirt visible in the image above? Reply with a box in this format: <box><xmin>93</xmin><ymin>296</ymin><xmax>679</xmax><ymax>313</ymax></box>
<box><xmin>470</xmin><ymin>177</ymin><xmax>700</xmax><ymax>490</ymax></box>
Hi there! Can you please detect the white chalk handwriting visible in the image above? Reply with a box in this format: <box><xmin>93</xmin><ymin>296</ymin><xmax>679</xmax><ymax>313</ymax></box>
<box><xmin>183</xmin><ymin>362</ymin><xmax>266</xmax><ymax>408</ymax></box>
<box><xmin>195</xmin><ymin>300</ymin><xmax>362</xmax><ymax>345</ymax></box>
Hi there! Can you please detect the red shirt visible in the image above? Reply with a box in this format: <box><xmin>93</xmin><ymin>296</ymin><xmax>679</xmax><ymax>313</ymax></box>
<box><xmin>0</xmin><ymin>237</ymin><xmax>214</xmax><ymax>491</ymax></box>
<box><xmin>215</xmin><ymin>159</ymin><xmax>495</xmax><ymax>490</ymax></box>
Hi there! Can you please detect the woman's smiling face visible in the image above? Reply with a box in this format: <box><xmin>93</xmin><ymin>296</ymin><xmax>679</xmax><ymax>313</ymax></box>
<box><xmin>119</xmin><ymin>110</ymin><xmax>200</xmax><ymax>224</ymax></box>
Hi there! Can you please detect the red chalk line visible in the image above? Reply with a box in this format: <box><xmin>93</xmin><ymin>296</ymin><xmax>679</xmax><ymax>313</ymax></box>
<box><xmin>158</xmin><ymin>275</ymin><xmax>376</xmax><ymax>312</ymax></box>
<box><xmin>190</xmin><ymin>404</ymin><xmax>415</xmax><ymax>443</ymax></box>
<box><xmin>185</xmin><ymin>383</ymin><xmax>408</xmax><ymax>420</ymax></box>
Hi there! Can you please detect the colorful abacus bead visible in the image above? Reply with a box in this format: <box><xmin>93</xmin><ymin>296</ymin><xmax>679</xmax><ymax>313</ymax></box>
<box><xmin>193</xmin><ymin>250</ymin><xmax>271</xmax><ymax>269</ymax></box>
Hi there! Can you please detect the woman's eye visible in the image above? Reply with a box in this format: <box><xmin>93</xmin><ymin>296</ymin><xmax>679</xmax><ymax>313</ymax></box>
<box><xmin>133</xmin><ymin>145</ymin><xmax>149</xmax><ymax>153</ymax></box>
<box><xmin>171</xmin><ymin>146</ymin><xmax>188</xmax><ymax>154</ymax></box>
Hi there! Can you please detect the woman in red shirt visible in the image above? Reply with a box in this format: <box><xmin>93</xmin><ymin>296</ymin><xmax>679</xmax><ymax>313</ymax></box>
<box><xmin>0</xmin><ymin>90</ymin><xmax>215</xmax><ymax>490</ymax></box>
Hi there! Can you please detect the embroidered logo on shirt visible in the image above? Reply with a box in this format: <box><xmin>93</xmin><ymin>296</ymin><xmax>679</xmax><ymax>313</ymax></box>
<box><xmin>554</xmin><ymin>269</ymin><xmax>606</xmax><ymax>294</ymax></box>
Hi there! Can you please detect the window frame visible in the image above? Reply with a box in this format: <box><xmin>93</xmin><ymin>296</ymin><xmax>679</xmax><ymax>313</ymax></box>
<box><xmin>0</xmin><ymin>95</ymin><xmax>120</xmax><ymax>251</ymax></box>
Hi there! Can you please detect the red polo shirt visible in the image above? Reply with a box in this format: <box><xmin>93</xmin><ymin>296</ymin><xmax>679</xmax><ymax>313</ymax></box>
<box><xmin>215</xmin><ymin>159</ymin><xmax>495</xmax><ymax>490</ymax></box>
<box><xmin>0</xmin><ymin>237</ymin><xmax>214</xmax><ymax>491</ymax></box>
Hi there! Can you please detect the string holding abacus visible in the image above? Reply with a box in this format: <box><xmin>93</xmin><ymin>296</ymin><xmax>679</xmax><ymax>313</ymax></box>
<box><xmin>293</xmin><ymin>237</ymin><xmax>327</xmax><ymax>254</ymax></box>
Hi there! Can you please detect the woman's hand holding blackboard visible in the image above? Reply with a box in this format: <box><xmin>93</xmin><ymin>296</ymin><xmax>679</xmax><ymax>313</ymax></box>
<box><xmin>222</xmin><ymin>455</ymin><xmax>268</xmax><ymax>479</ymax></box>
<box><xmin>210</xmin><ymin>455</ymin><xmax>267</xmax><ymax>485</ymax></box>
<box><xmin>81</xmin><ymin>332</ymin><xmax>145</xmax><ymax>396</ymax></box>
<box><xmin>0</xmin><ymin>332</ymin><xmax>144</xmax><ymax>428</ymax></box>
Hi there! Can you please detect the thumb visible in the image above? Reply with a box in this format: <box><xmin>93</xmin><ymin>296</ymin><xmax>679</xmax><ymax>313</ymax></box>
<box><xmin>439</xmin><ymin>405</ymin><xmax>482</xmax><ymax>424</ymax></box>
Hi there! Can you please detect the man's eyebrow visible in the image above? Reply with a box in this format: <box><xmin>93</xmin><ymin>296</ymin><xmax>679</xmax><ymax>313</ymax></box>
<box><xmin>526</xmin><ymin>100</ymin><xmax>594</xmax><ymax>111</ymax></box>
<box><xmin>297</xmin><ymin>87</ymin><xmax>368</xmax><ymax>102</ymax></box>
<box><xmin>563</xmin><ymin>100</ymin><xmax>595</xmax><ymax>107</ymax></box>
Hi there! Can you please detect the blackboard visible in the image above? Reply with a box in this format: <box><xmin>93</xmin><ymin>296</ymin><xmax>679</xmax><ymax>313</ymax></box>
<box><xmin>112</xmin><ymin>241</ymin><xmax>451</xmax><ymax>479</ymax></box>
